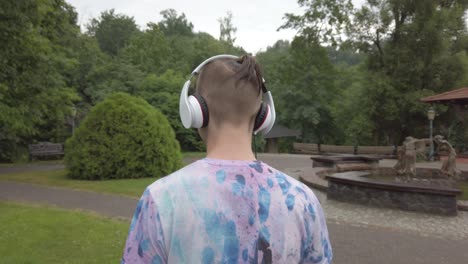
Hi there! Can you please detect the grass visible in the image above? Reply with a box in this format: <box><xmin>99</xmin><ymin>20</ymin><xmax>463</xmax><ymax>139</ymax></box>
<box><xmin>0</xmin><ymin>159</ymin><xmax>63</xmax><ymax>167</ymax></box>
<box><xmin>182</xmin><ymin>151</ymin><xmax>206</xmax><ymax>159</ymax></box>
<box><xmin>0</xmin><ymin>202</ymin><xmax>128</xmax><ymax>264</ymax></box>
<box><xmin>0</xmin><ymin>152</ymin><xmax>205</xmax><ymax>167</ymax></box>
<box><xmin>459</xmin><ymin>182</ymin><xmax>468</xmax><ymax>201</ymax></box>
<box><xmin>0</xmin><ymin>169</ymin><xmax>153</xmax><ymax>198</ymax></box>
<box><xmin>0</xmin><ymin>152</ymin><xmax>206</xmax><ymax>197</ymax></box>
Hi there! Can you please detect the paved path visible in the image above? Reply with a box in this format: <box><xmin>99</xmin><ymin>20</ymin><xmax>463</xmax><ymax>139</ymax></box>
<box><xmin>0</xmin><ymin>163</ymin><xmax>65</xmax><ymax>174</ymax></box>
<box><xmin>0</xmin><ymin>181</ymin><xmax>136</xmax><ymax>219</ymax></box>
<box><xmin>2</xmin><ymin>154</ymin><xmax>468</xmax><ymax>263</ymax></box>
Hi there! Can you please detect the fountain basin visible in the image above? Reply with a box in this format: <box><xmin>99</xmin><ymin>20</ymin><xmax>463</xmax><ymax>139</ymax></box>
<box><xmin>326</xmin><ymin>171</ymin><xmax>461</xmax><ymax>216</ymax></box>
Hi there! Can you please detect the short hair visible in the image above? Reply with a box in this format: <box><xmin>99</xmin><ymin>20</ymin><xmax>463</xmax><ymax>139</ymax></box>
<box><xmin>195</xmin><ymin>55</ymin><xmax>263</xmax><ymax>128</ymax></box>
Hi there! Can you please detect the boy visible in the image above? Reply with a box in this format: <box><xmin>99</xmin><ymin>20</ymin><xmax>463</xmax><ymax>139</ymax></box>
<box><xmin>122</xmin><ymin>55</ymin><xmax>332</xmax><ymax>263</ymax></box>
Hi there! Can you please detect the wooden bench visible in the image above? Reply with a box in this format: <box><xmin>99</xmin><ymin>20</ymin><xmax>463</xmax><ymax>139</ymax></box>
<box><xmin>28</xmin><ymin>142</ymin><xmax>64</xmax><ymax>160</ymax></box>
<box><xmin>320</xmin><ymin>144</ymin><xmax>355</xmax><ymax>154</ymax></box>
<box><xmin>293</xmin><ymin>142</ymin><xmax>400</xmax><ymax>157</ymax></box>
<box><xmin>293</xmin><ymin>142</ymin><xmax>319</xmax><ymax>154</ymax></box>
<box><xmin>357</xmin><ymin>145</ymin><xmax>398</xmax><ymax>155</ymax></box>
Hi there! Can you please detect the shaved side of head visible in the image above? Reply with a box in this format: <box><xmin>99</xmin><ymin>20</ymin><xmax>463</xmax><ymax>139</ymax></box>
<box><xmin>195</xmin><ymin>56</ymin><xmax>264</xmax><ymax>129</ymax></box>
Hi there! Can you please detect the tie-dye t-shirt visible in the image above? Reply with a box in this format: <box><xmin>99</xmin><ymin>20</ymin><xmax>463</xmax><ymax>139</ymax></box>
<box><xmin>122</xmin><ymin>158</ymin><xmax>332</xmax><ymax>264</ymax></box>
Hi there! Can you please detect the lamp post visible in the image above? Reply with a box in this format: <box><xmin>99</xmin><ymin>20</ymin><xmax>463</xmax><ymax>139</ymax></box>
<box><xmin>71</xmin><ymin>106</ymin><xmax>77</xmax><ymax>135</ymax></box>
<box><xmin>427</xmin><ymin>107</ymin><xmax>435</xmax><ymax>161</ymax></box>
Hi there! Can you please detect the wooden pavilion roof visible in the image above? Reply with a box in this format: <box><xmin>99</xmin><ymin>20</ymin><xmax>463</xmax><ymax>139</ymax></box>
<box><xmin>421</xmin><ymin>87</ymin><xmax>468</xmax><ymax>104</ymax></box>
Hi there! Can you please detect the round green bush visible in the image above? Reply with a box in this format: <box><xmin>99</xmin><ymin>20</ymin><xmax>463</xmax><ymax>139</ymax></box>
<box><xmin>65</xmin><ymin>93</ymin><xmax>182</xmax><ymax>180</ymax></box>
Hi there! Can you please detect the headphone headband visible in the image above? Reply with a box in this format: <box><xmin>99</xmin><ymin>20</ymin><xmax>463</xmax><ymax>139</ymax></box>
<box><xmin>192</xmin><ymin>54</ymin><xmax>239</xmax><ymax>76</ymax></box>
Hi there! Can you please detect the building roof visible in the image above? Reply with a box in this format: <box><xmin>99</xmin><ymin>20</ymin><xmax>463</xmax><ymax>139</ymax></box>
<box><xmin>421</xmin><ymin>87</ymin><xmax>468</xmax><ymax>104</ymax></box>
<box><xmin>264</xmin><ymin>124</ymin><xmax>301</xmax><ymax>139</ymax></box>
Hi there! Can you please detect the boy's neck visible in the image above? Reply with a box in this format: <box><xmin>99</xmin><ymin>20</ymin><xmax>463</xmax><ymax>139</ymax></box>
<box><xmin>205</xmin><ymin>127</ymin><xmax>256</xmax><ymax>161</ymax></box>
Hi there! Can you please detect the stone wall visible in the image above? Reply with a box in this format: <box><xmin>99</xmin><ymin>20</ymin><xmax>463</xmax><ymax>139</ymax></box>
<box><xmin>327</xmin><ymin>175</ymin><xmax>460</xmax><ymax>216</ymax></box>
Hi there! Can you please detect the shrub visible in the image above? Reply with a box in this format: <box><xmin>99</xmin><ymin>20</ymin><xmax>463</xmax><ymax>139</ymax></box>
<box><xmin>65</xmin><ymin>93</ymin><xmax>182</xmax><ymax>180</ymax></box>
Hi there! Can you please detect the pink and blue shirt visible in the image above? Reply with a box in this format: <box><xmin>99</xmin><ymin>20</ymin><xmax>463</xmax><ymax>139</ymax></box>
<box><xmin>122</xmin><ymin>158</ymin><xmax>332</xmax><ymax>263</ymax></box>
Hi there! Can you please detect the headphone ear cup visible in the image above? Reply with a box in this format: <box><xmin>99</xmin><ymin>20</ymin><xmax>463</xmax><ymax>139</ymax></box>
<box><xmin>179</xmin><ymin>80</ymin><xmax>193</xmax><ymax>129</ymax></box>
<box><xmin>254</xmin><ymin>103</ymin><xmax>269</xmax><ymax>134</ymax></box>
<box><xmin>192</xmin><ymin>94</ymin><xmax>209</xmax><ymax>128</ymax></box>
<box><xmin>187</xmin><ymin>95</ymin><xmax>205</xmax><ymax>128</ymax></box>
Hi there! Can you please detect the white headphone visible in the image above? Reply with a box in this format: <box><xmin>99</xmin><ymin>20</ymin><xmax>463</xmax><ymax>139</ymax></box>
<box><xmin>179</xmin><ymin>54</ymin><xmax>276</xmax><ymax>135</ymax></box>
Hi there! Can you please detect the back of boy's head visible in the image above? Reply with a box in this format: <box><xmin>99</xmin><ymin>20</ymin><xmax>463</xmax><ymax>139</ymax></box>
<box><xmin>196</xmin><ymin>55</ymin><xmax>263</xmax><ymax>128</ymax></box>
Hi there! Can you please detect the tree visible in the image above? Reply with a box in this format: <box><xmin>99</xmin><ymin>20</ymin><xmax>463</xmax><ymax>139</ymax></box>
<box><xmin>0</xmin><ymin>0</ymin><xmax>80</xmax><ymax>161</ymax></box>
<box><xmin>136</xmin><ymin>70</ymin><xmax>205</xmax><ymax>151</ymax></box>
<box><xmin>257</xmin><ymin>37</ymin><xmax>340</xmax><ymax>144</ymax></box>
<box><xmin>218</xmin><ymin>11</ymin><xmax>237</xmax><ymax>46</ymax></box>
<box><xmin>330</xmin><ymin>65</ymin><xmax>374</xmax><ymax>145</ymax></box>
<box><xmin>85</xmin><ymin>58</ymin><xmax>145</xmax><ymax>103</ymax></box>
<box><xmin>280</xmin><ymin>0</ymin><xmax>353</xmax><ymax>45</ymax></box>
<box><xmin>158</xmin><ymin>9</ymin><xmax>194</xmax><ymax>36</ymax></box>
<box><xmin>87</xmin><ymin>9</ymin><xmax>140</xmax><ymax>56</ymax></box>
<box><xmin>284</xmin><ymin>0</ymin><xmax>468</xmax><ymax>145</ymax></box>
<box><xmin>349</xmin><ymin>0</ymin><xmax>468</xmax><ymax>144</ymax></box>
<box><xmin>70</xmin><ymin>35</ymin><xmax>108</xmax><ymax>106</ymax></box>
<box><xmin>121</xmin><ymin>23</ymin><xmax>171</xmax><ymax>74</ymax></box>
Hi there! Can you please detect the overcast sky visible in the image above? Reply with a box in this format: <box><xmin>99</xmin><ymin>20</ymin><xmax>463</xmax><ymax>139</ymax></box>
<box><xmin>68</xmin><ymin>0</ymin><xmax>363</xmax><ymax>54</ymax></box>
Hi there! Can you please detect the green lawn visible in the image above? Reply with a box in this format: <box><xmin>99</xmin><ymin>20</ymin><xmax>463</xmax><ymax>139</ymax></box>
<box><xmin>0</xmin><ymin>152</ymin><xmax>206</xmax><ymax>197</ymax></box>
<box><xmin>0</xmin><ymin>202</ymin><xmax>128</xmax><ymax>264</ymax></box>
<box><xmin>459</xmin><ymin>182</ymin><xmax>468</xmax><ymax>201</ymax></box>
<box><xmin>0</xmin><ymin>169</ymin><xmax>153</xmax><ymax>198</ymax></box>
<box><xmin>182</xmin><ymin>151</ymin><xmax>206</xmax><ymax>159</ymax></box>
<box><xmin>0</xmin><ymin>159</ymin><xmax>64</xmax><ymax>168</ymax></box>
<box><xmin>0</xmin><ymin>152</ymin><xmax>205</xmax><ymax>167</ymax></box>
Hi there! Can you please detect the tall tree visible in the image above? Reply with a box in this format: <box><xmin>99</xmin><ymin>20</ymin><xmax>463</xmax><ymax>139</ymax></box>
<box><xmin>257</xmin><ymin>37</ymin><xmax>340</xmax><ymax>144</ymax></box>
<box><xmin>218</xmin><ymin>11</ymin><xmax>237</xmax><ymax>46</ymax></box>
<box><xmin>0</xmin><ymin>0</ymin><xmax>79</xmax><ymax>161</ymax></box>
<box><xmin>284</xmin><ymin>0</ymin><xmax>468</xmax><ymax>145</ymax></box>
<box><xmin>87</xmin><ymin>9</ymin><xmax>139</xmax><ymax>56</ymax></box>
<box><xmin>349</xmin><ymin>0</ymin><xmax>468</xmax><ymax>144</ymax></box>
<box><xmin>280</xmin><ymin>0</ymin><xmax>353</xmax><ymax>45</ymax></box>
<box><xmin>121</xmin><ymin>23</ymin><xmax>171</xmax><ymax>74</ymax></box>
<box><xmin>158</xmin><ymin>9</ymin><xmax>194</xmax><ymax>37</ymax></box>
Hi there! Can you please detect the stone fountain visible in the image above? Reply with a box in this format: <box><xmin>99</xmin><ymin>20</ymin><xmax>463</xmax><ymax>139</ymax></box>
<box><xmin>305</xmin><ymin>136</ymin><xmax>466</xmax><ymax>216</ymax></box>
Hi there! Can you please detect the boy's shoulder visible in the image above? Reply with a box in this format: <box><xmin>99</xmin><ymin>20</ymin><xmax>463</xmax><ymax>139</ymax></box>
<box><xmin>145</xmin><ymin>159</ymin><xmax>319</xmax><ymax>204</ymax></box>
<box><xmin>266</xmin><ymin>163</ymin><xmax>321</xmax><ymax>203</ymax></box>
<box><xmin>146</xmin><ymin>161</ymin><xmax>201</xmax><ymax>191</ymax></box>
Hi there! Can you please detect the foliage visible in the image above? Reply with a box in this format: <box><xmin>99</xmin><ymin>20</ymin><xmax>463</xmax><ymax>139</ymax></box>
<box><xmin>330</xmin><ymin>65</ymin><xmax>374</xmax><ymax>145</ymax></box>
<box><xmin>218</xmin><ymin>11</ymin><xmax>237</xmax><ymax>46</ymax></box>
<box><xmin>121</xmin><ymin>23</ymin><xmax>171</xmax><ymax>74</ymax></box>
<box><xmin>158</xmin><ymin>9</ymin><xmax>194</xmax><ymax>37</ymax></box>
<box><xmin>65</xmin><ymin>93</ymin><xmax>181</xmax><ymax>180</ymax></box>
<box><xmin>0</xmin><ymin>202</ymin><xmax>127</xmax><ymax>263</ymax></box>
<box><xmin>280</xmin><ymin>0</ymin><xmax>353</xmax><ymax>45</ymax></box>
<box><xmin>4</xmin><ymin>0</ymin><xmax>468</xmax><ymax>157</ymax></box>
<box><xmin>257</xmin><ymin>37</ymin><xmax>340</xmax><ymax>144</ymax></box>
<box><xmin>0</xmin><ymin>0</ymin><xmax>80</xmax><ymax>161</ymax></box>
<box><xmin>136</xmin><ymin>70</ymin><xmax>205</xmax><ymax>151</ymax></box>
<box><xmin>348</xmin><ymin>0</ymin><xmax>468</xmax><ymax>144</ymax></box>
<box><xmin>282</xmin><ymin>0</ymin><xmax>468</xmax><ymax>146</ymax></box>
<box><xmin>87</xmin><ymin>9</ymin><xmax>140</xmax><ymax>56</ymax></box>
